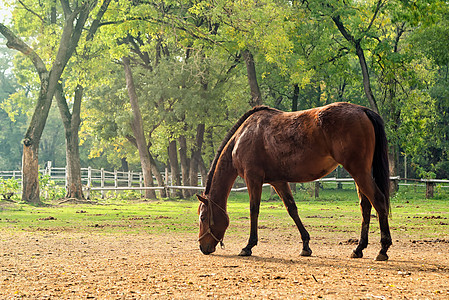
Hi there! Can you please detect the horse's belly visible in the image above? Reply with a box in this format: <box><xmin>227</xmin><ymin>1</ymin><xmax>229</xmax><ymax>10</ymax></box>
<box><xmin>264</xmin><ymin>154</ymin><xmax>338</xmax><ymax>183</ymax></box>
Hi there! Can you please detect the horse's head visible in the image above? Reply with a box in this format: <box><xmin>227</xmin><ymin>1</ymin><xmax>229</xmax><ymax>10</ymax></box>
<box><xmin>197</xmin><ymin>194</ymin><xmax>229</xmax><ymax>255</ymax></box>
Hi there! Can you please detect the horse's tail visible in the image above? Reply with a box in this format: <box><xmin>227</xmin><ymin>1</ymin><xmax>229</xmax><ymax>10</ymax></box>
<box><xmin>204</xmin><ymin>106</ymin><xmax>272</xmax><ymax>195</ymax></box>
<box><xmin>364</xmin><ymin>108</ymin><xmax>390</xmax><ymax>215</ymax></box>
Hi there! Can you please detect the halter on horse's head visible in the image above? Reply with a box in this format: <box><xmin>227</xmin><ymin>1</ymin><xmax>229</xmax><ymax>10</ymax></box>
<box><xmin>197</xmin><ymin>194</ymin><xmax>229</xmax><ymax>254</ymax></box>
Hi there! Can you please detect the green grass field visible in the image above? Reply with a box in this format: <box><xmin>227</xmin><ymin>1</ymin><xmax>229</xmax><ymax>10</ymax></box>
<box><xmin>0</xmin><ymin>183</ymin><xmax>448</xmax><ymax>241</ymax></box>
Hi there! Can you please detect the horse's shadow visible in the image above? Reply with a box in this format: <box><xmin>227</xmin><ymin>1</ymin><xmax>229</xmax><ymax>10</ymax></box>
<box><xmin>212</xmin><ymin>252</ymin><xmax>449</xmax><ymax>275</ymax></box>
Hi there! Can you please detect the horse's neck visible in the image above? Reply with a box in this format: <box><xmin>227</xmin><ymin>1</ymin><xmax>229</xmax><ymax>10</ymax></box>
<box><xmin>208</xmin><ymin>148</ymin><xmax>238</xmax><ymax>209</ymax></box>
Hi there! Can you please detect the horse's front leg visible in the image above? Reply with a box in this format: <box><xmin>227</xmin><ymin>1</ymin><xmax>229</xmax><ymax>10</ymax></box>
<box><xmin>239</xmin><ymin>180</ymin><xmax>263</xmax><ymax>256</ymax></box>
<box><xmin>272</xmin><ymin>182</ymin><xmax>312</xmax><ymax>256</ymax></box>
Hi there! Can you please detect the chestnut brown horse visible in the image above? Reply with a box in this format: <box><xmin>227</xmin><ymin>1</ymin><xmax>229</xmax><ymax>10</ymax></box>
<box><xmin>198</xmin><ymin>102</ymin><xmax>392</xmax><ymax>261</ymax></box>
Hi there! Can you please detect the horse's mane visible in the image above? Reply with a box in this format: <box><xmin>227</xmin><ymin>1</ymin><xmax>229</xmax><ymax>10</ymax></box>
<box><xmin>204</xmin><ymin>105</ymin><xmax>272</xmax><ymax>195</ymax></box>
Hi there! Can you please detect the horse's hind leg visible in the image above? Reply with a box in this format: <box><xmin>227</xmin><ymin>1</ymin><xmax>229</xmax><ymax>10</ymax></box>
<box><xmin>351</xmin><ymin>188</ymin><xmax>372</xmax><ymax>258</ymax></box>
<box><xmin>272</xmin><ymin>182</ymin><xmax>312</xmax><ymax>256</ymax></box>
<box><xmin>352</xmin><ymin>174</ymin><xmax>392</xmax><ymax>261</ymax></box>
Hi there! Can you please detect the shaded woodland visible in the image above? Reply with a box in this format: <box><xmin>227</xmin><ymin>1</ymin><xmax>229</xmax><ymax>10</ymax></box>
<box><xmin>1</xmin><ymin>0</ymin><xmax>449</xmax><ymax>201</ymax></box>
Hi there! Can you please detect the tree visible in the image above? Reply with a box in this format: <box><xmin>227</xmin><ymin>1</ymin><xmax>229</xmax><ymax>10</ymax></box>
<box><xmin>400</xmin><ymin>1</ymin><xmax>449</xmax><ymax>178</ymax></box>
<box><xmin>56</xmin><ymin>0</ymin><xmax>111</xmax><ymax>200</ymax></box>
<box><xmin>0</xmin><ymin>0</ymin><xmax>93</xmax><ymax>203</ymax></box>
<box><xmin>82</xmin><ymin>0</ymin><xmax>252</xmax><ymax>198</ymax></box>
<box><xmin>298</xmin><ymin>0</ymin><xmax>437</xmax><ymax>184</ymax></box>
<box><xmin>1</xmin><ymin>0</ymin><xmax>113</xmax><ymax>202</ymax></box>
<box><xmin>242</xmin><ymin>49</ymin><xmax>262</xmax><ymax>107</ymax></box>
<box><xmin>122</xmin><ymin>56</ymin><xmax>157</xmax><ymax>199</ymax></box>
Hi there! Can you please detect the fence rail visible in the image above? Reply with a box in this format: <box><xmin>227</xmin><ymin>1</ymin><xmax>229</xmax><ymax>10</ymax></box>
<box><xmin>1</xmin><ymin>164</ymin><xmax>449</xmax><ymax>199</ymax></box>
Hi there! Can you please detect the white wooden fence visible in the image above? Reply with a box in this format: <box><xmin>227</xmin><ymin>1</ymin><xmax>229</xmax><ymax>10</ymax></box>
<box><xmin>1</xmin><ymin>162</ymin><xmax>448</xmax><ymax>199</ymax></box>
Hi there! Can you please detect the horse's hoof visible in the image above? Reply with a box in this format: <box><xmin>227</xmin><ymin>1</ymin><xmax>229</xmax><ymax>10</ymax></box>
<box><xmin>300</xmin><ymin>249</ymin><xmax>312</xmax><ymax>257</ymax></box>
<box><xmin>238</xmin><ymin>249</ymin><xmax>252</xmax><ymax>256</ymax></box>
<box><xmin>375</xmin><ymin>253</ymin><xmax>389</xmax><ymax>261</ymax></box>
<box><xmin>350</xmin><ymin>250</ymin><xmax>363</xmax><ymax>258</ymax></box>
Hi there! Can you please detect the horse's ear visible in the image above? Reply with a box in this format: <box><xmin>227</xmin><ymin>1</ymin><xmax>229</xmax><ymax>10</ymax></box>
<box><xmin>196</xmin><ymin>194</ymin><xmax>208</xmax><ymax>205</ymax></box>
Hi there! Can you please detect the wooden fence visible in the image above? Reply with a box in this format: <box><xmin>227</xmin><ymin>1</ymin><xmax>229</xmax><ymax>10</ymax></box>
<box><xmin>1</xmin><ymin>163</ymin><xmax>448</xmax><ymax>199</ymax></box>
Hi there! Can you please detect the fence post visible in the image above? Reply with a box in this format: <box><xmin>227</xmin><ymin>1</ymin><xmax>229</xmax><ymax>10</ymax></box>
<box><xmin>426</xmin><ymin>181</ymin><xmax>434</xmax><ymax>199</ymax></box>
<box><xmin>165</xmin><ymin>168</ymin><xmax>170</xmax><ymax>197</ymax></box>
<box><xmin>64</xmin><ymin>164</ymin><xmax>68</xmax><ymax>191</ymax></box>
<box><xmin>101</xmin><ymin>168</ymin><xmax>105</xmax><ymax>199</ymax></box>
<box><xmin>46</xmin><ymin>161</ymin><xmax>52</xmax><ymax>176</ymax></box>
<box><xmin>128</xmin><ymin>171</ymin><xmax>132</xmax><ymax>187</ymax></box>
<box><xmin>86</xmin><ymin>166</ymin><xmax>92</xmax><ymax>199</ymax></box>
<box><xmin>336</xmin><ymin>166</ymin><xmax>342</xmax><ymax>189</ymax></box>
<box><xmin>165</xmin><ymin>168</ymin><xmax>169</xmax><ymax>185</ymax></box>
<box><xmin>139</xmin><ymin>173</ymin><xmax>143</xmax><ymax>197</ymax></box>
<box><xmin>114</xmin><ymin>169</ymin><xmax>118</xmax><ymax>197</ymax></box>
<box><xmin>314</xmin><ymin>181</ymin><xmax>320</xmax><ymax>198</ymax></box>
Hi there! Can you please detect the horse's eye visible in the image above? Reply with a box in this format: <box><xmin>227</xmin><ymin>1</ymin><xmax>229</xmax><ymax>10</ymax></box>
<box><xmin>200</xmin><ymin>212</ymin><xmax>207</xmax><ymax>221</ymax></box>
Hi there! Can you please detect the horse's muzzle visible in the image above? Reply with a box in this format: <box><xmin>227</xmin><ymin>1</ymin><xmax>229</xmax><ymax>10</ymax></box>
<box><xmin>200</xmin><ymin>244</ymin><xmax>216</xmax><ymax>255</ymax></box>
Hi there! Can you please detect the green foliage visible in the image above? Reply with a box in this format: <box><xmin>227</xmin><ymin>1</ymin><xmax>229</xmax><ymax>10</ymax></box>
<box><xmin>0</xmin><ymin>108</ymin><xmax>26</xmax><ymax>169</ymax></box>
<box><xmin>38</xmin><ymin>173</ymin><xmax>65</xmax><ymax>201</ymax></box>
<box><xmin>0</xmin><ymin>39</ymin><xmax>27</xmax><ymax>169</ymax></box>
<box><xmin>399</xmin><ymin>89</ymin><xmax>438</xmax><ymax>178</ymax></box>
<box><xmin>0</xmin><ymin>177</ymin><xmax>20</xmax><ymax>202</ymax></box>
<box><xmin>2</xmin><ymin>0</ymin><xmax>449</xmax><ymax>181</ymax></box>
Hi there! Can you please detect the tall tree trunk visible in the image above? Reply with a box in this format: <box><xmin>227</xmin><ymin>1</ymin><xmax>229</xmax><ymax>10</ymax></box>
<box><xmin>125</xmin><ymin>135</ymin><xmax>165</xmax><ymax>197</ymax></box>
<box><xmin>54</xmin><ymin>0</ymin><xmax>111</xmax><ymax>200</ymax></box>
<box><xmin>198</xmin><ymin>156</ymin><xmax>208</xmax><ymax>186</ymax></box>
<box><xmin>1</xmin><ymin>24</ymin><xmax>50</xmax><ymax>204</ymax></box>
<box><xmin>168</xmin><ymin>140</ymin><xmax>183</xmax><ymax>198</ymax></box>
<box><xmin>387</xmin><ymin>85</ymin><xmax>400</xmax><ymax>194</ymax></box>
<box><xmin>21</xmin><ymin>86</ymin><xmax>56</xmax><ymax>204</ymax></box>
<box><xmin>292</xmin><ymin>84</ymin><xmax>299</xmax><ymax>112</ymax></box>
<box><xmin>242</xmin><ymin>49</ymin><xmax>262</xmax><ymax>107</ymax></box>
<box><xmin>148</xmin><ymin>153</ymin><xmax>166</xmax><ymax>198</ymax></box>
<box><xmin>123</xmin><ymin>56</ymin><xmax>156</xmax><ymax>199</ymax></box>
<box><xmin>121</xmin><ymin>157</ymin><xmax>129</xmax><ymax>172</ymax></box>
<box><xmin>337</xmin><ymin>78</ymin><xmax>347</xmax><ymax>102</ymax></box>
<box><xmin>178</xmin><ymin>135</ymin><xmax>190</xmax><ymax>198</ymax></box>
<box><xmin>386</xmin><ymin>81</ymin><xmax>401</xmax><ymax>194</ymax></box>
<box><xmin>40</xmin><ymin>122</ymin><xmax>61</xmax><ymax>166</ymax></box>
<box><xmin>189</xmin><ymin>124</ymin><xmax>205</xmax><ymax>190</ymax></box>
<box><xmin>331</xmin><ymin>15</ymin><xmax>379</xmax><ymax>113</ymax></box>
<box><xmin>22</xmin><ymin>142</ymin><xmax>41</xmax><ymax>204</ymax></box>
<box><xmin>383</xmin><ymin>24</ymin><xmax>405</xmax><ymax>193</ymax></box>
<box><xmin>355</xmin><ymin>41</ymin><xmax>379</xmax><ymax>113</ymax></box>
<box><xmin>55</xmin><ymin>83</ymin><xmax>84</xmax><ymax>200</ymax></box>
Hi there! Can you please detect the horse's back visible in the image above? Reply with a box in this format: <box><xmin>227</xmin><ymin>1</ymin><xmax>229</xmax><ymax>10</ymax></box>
<box><xmin>230</xmin><ymin>102</ymin><xmax>376</xmax><ymax>183</ymax></box>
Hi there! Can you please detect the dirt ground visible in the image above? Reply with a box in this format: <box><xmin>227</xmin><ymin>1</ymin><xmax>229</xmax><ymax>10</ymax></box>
<box><xmin>0</xmin><ymin>229</ymin><xmax>448</xmax><ymax>299</ymax></box>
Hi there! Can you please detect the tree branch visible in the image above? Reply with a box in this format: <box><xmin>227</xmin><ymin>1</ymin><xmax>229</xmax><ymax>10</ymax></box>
<box><xmin>364</xmin><ymin>0</ymin><xmax>385</xmax><ymax>35</ymax></box>
<box><xmin>17</xmin><ymin>0</ymin><xmax>46</xmax><ymax>23</ymax></box>
<box><xmin>55</xmin><ymin>83</ymin><xmax>72</xmax><ymax>129</ymax></box>
<box><xmin>60</xmin><ymin>0</ymin><xmax>72</xmax><ymax>17</ymax></box>
<box><xmin>0</xmin><ymin>23</ymin><xmax>48</xmax><ymax>81</ymax></box>
<box><xmin>331</xmin><ymin>15</ymin><xmax>379</xmax><ymax>113</ymax></box>
<box><xmin>86</xmin><ymin>0</ymin><xmax>112</xmax><ymax>41</ymax></box>
<box><xmin>72</xmin><ymin>84</ymin><xmax>83</xmax><ymax>130</ymax></box>
<box><xmin>125</xmin><ymin>135</ymin><xmax>138</xmax><ymax>148</ymax></box>
<box><xmin>332</xmin><ymin>15</ymin><xmax>356</xmax><ymax>45</ymax></box>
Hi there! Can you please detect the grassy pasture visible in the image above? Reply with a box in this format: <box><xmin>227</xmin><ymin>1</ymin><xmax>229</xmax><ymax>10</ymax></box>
<box><xmin>0</xmin><ymin>183</ymin><xmax>447</xmax><ymax>242</ymax></box>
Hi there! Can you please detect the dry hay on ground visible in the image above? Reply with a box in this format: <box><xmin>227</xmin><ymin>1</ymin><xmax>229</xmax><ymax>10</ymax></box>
<box><xmin>0</xmin><ymin>230</ymin><xmax>448</xmax><ymax>299</ymax></box>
